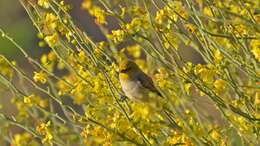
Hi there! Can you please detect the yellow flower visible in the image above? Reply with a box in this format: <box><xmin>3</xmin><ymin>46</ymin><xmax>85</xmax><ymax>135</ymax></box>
<box><xmin>210</xmin><ymin>130</ymin><xmax>221</xmax><ymax>141</ymax></box>
<box><xmin>65</xmin><ymin>31</ymin><xmax>73</xmax><ymax>42</ymax></box>
<box><xmin>36</xmin><ymin>121</ymin><xmax>53</xmax><ymax>144</ymax></box>
<box><xmin>214</xmin><ymin>79</ymin><xmax>227</xmax><ymax>91</ymax></box>
<box><xmin>254</xmin><ymin>13</ymin><xmax>260</xmax><ymax>23</ymax></box>
<box><xmin>47</xmin><ymin>51</ymin><xmax>57</xmax><ymax>61</ymax></box>
<box><xmin>214</xmin><ymin>49</ymin><xmax>223</xmax><ymax>63</ymax></box>
<box><xmin>155</xmin><ymin>7</ymin><xmax>176</xmax><ymax>31</ymax></box>
<box><xmin>41</xmin><ymin>54</ymin><xmax>48</xmax><ymax>64</ymax></box>
<box><xmin>42</xmin><ymin>131</ymin><xmax>53</xmax><ymax>144</ymax></box>
<box><xmin>38</xmin><ymin>0</ymin><xmax>50</xmax><ymax>8</ymax></box>
<box><xmin>203</xmin><ymin>7</ymin><xmax>213</xmax><ymax>17</ymax></box>
<box><xmin>126</xmin><ymin>45</ymin><xmax>142</xmax><ymax>58</ymax></box>
<box><xmin>250</xmin><ymin>40</ymin><xmax>260</xmax><ymax>62</ymax></box>
<box><xmin>95</xmin><ymin>41</ymin><xmax>107</xmax><ymax>58</ymax></box>
<box><xmin>78</xmin><ymin>50</ymin><xmax>87</xmax><ymax>63</ymax></box>
<box><xmin>82</xmin><ymin>0</ymin><xmax>107</xmax><ymax>25</ymax></box>
<box><xmin>0</xmin><ymin>56</ymin><xmax>14</xmax><ymax>78</ymax></box>
<box><xmin>194</xmin><ymin>64</ymin><xmax>216</xmax><ymax>83</ymax></box>
<box><xmin>255</xmin><ymin>92</ymin><xmax>260</xmax><ymax>105</ymax></box>
<box><xmin>23</xmin><ymin>94</ymin><xmax>48</xmax><ymax>108</ymax></box>
<box><xmin>36</xmin><ymin>121</ymin><xmax>51</xmax><ymax>135</ymax></box>
<box><xmin>82</xmin><ymin>2</ymin><xmax>107</xmax><ymax>25</ymax></box>
<box><xmin>33</xmin><ymin>71</ymin><xmax>48</xmax><ymax>84</ymax></box>
<box><xmin>90</xmin><ymin>6</ymin><xmax>107</xmax><ymax>25</ymax></box>
<box><xmin>44</xmin><ymin>13</ymin><xmax>58</xmax><ymax>32</ymax></box>
<box><xmin>107</xmin><ymin>29</ymin><xmax>126</xmax><ymax>44</ymax></box>
<box><xmin>184</xmin><ymin>83</ymin><xmax>192</xmax><ymax>95</ymax></box>
<box><xmin>44</xmin><ymin>33</ymin><xmax>59</xmax><ymax>47</ymax></box>
<box><xmin>119</xmin><ymin>7</ymin><xmax>126</xmax><ymax>18</ymax></box>
<box><xmin>185</xmin><ymin>23</ymin><xmax>197</xmax><ymax>33</ymax></box>
<box><xmin>214</xmin><ymin>79</ymin><xmax>227</xmax><ymax>95</ymax></box>
<box><xmin>163</xmin><ymin>32</ymin><xmax>179</xmax><ymax>49</ymax></box>
<box><xmin>23</xmin><ymin>95</ymin><xmax>34</xmax><ymax>107</ymax></box>
<box><xmin>168</xmin><ymin>1</ymin><xmax>187</xmax><ymax>19</ymax></box>
<box><xmin>131</xmin><ymin>103</ymin><xmax>151</xmax><ymax>120</ymax></box>
<box><xmin>108</xmin><ymin>15</ymin><xmax>149</xmax><ymax>43</ymax></box>
<box><xmin>234</xmin><ymin>24</ymin><xmax>248</xmax><ymax>36</ymax></box>
<box><xmin>81</xmin><ymin>125</ymin><xmax>91</xmax><ymax>138</ymax></box>
<box><xmin>82</xmin><ymin>0</ymin><xmax>92</xmax><ymax>9</ymax></box>
<box><xmin>39</xmin><ymin>99</ymin><xmax>49</xmax><ymax>108</ymax></box>
<box><xmin>126</xmin><ymin>16</ymin><xmax>149</xmax><ymax>33</ymax></box>
<box><xmin>167</xmin><ymin>131</ymin><xmax>193</xmax><ymax>146</ymax></box>
<box><xmin>13</xmin><ymin>132</ymin><xmax>32</xmax><ymax>146</ymax></box>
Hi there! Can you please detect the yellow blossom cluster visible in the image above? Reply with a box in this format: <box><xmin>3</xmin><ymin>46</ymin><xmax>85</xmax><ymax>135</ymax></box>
<box><xmin>82</xmin><ymin>0</ymin><xmax>107</xmax><ymax>25</ymax></box>
<box><xmin>33</xmin><ymin>71</ymin><xmax>48</xmax><ymax>84</ymax></box>
<box><xmin>250</xmin><ymin>40</ymin><xmax>260</xmax><ymax>62</ymax></box>
<box><xmin>36</xmin><ymin>121</ymin><xmax>53</xmax><ymax>144</ymax></box>
<box><xmin>155</xmin><ymin>1</ymin><xmax>188</xmax><ymax>31</ymax></box>
<box><xmin>23</xmin><ymin>94</ymin><xmax>48</xmax><ymax>108</ymax></box>
<box><xmin>107</xmin><ymin>11</ymin><xmax>149</xmax><ymax>44</ymax></box>
<box><xmin>0</xmin><ymin>56</ymin><xmax>14</xmax><ymax>79</ymax></box>
<box><xmin>1</xmin><ymin>0</ymin><xmax>260</xmax><ymax>146</ymax></box>
<box><xmin>38</xmin><ymin>0</ymin><xmax>50</xmax><ymax>9</ymax></box>
<box><xmin>12</xmin><ymin>132</ymin><xmax>39</xmax><ymax>146</ymax></box>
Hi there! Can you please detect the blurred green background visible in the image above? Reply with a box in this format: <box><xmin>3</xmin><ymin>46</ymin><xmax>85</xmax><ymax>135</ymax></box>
<box><xmin>0</xmin><ymin>0</ymin><xmax>37</xmax><ymax>59</ymax></box>
<box><xmin>0</xmin><ymin>0</ymin><xmax>106</xmax><ymax>61</ymax></box>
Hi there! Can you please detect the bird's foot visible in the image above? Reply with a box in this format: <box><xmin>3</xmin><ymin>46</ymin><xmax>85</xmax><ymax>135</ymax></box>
<box><xmin>119</xmin><ymin>95</ymin><xmax>128</xmax><ymax>102</ymax></box>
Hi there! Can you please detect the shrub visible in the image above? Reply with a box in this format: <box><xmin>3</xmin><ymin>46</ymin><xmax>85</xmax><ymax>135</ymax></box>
<box><xmin>0</xmin><ymin>0</ymin><xmax>259</xmax><ymax>145</ymax></box>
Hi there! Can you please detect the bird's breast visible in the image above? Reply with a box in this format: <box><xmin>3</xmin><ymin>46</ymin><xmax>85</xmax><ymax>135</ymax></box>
<box><xmin>119</xmin><ymin>74</ymin><xmax>149</xmax><ymax>102</ymax></box>
<box><xmin>119</xmin><ymin>76</ymin><xmax>138</xmax><ymax>92</ymax></box>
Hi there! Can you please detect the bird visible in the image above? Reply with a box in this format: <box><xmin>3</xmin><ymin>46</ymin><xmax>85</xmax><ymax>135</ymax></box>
<box><xmin>119</xmin><ymin>59</ymin><xmax>162</xmax><ymax>102</ymax></box>
<box><xmin>119</xmin><ymin>60</ymin><xmax>183</xmax><ymax>131</ymax></box>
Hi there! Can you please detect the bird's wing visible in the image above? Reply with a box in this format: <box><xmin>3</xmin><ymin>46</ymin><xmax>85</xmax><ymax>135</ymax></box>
<box><xmin>137</xmin><ymin>71</ymin><xmax>162</xmax><ymax>96</ymax></box>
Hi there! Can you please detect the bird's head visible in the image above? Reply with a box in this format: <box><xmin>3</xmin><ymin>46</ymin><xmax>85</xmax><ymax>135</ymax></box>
<box><xmin>119</xmin><ymin>60</ymin><xmax>139</xmax><ymax>73</ymax></box>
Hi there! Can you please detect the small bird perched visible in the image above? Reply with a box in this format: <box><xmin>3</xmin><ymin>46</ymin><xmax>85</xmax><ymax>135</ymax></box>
<box><xmin>119</xmin><ymin>59</ymin><xmax>162</xmax><ymax>102</ymax></box>
<box><xmin>119</xmin><ymin>60</ymin><xmax>182</xmax><ymax>131</ymax></box>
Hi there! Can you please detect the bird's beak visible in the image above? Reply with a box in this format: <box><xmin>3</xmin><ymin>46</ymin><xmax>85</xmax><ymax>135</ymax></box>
<box><xmin>119</xmin><ymin>67</ymin><xmax>130</xmax><ymax>73</ymax></box>
<box><xmin>120</xmin><ymin>68</ymin><xmax>128</xmax><ymax>73</ymax></box>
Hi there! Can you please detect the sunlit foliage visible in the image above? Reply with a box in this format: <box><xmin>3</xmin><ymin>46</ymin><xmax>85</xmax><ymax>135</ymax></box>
<box><xmin>0</xmin><ymin>0</ymin><xmax>259</xmax><ymax>145</ymax></box>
